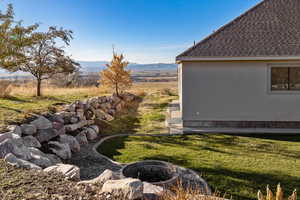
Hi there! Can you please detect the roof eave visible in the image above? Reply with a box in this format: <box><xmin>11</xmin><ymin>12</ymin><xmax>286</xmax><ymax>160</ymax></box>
<box><xmin>176</xmin><ymin>56</ymin><xmax>300</xmax><ymax>63</ymax></box>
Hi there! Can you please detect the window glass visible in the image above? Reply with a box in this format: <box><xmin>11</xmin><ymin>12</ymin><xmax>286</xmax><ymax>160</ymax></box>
<box><xmin>271</xmin><ymin>67</ymin><xmax>289</xmax><ymax>90</ymax></box>
<box><xmin>289</xmin><ymin>68</ymin><xmax>300</xmax><ymax>90</ymax></box>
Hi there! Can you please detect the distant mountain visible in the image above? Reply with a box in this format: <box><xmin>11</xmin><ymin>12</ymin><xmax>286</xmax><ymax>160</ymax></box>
<box><xmin>78</xmin><ymin>61</ymin><xmax>177</xmax><ymax>73</ymax></box>
<box><xmin>0</xmin><ymin>61</ymin><xmax>178</xmax><ymax>77</ymax></box>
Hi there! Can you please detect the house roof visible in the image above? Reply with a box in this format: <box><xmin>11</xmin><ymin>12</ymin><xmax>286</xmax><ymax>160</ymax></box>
<box><xmin>177</xmin><ymin>0</ymin><xmax>300</xmax><ymax>61</ymax></box>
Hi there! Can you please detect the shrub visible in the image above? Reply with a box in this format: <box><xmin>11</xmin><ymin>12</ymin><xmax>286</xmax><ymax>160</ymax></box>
<box><xmin>0</xmin><ymin>80</ymin><xmax>12</xmax><ymax>98</ymax></box>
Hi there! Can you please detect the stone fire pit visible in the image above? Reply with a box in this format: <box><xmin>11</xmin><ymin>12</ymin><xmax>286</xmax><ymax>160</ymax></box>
<box><xmin>121</xmin><ymin>160</ymin><xmax>179</xmax><ymax>187</ymax></box>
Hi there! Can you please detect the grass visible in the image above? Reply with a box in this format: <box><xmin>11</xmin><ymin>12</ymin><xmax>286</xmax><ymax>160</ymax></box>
<box><xmin>98</xmin><ymin>134</ymin><xmax>300</xmax><ymax>200</ymax></box>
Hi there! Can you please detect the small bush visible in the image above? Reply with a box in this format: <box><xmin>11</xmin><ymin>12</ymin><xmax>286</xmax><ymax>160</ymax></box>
<box><xmin>0</xmin><ymin>80</ymin><xmax>12</xmax><ymax>98</ymax></box>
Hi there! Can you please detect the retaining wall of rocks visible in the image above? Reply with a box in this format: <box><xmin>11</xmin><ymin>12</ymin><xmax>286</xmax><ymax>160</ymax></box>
<box><xmin>0</xmin><ymin>92</ymin><xmax>139</xmax><ymax>180</ymax></box>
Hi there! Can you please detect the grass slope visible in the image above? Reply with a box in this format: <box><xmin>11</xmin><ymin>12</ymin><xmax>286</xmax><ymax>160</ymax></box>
<box><xmin>98</xmin><ymin>134</ymin><xmax>300</xmax><ymax>200</ymax></box>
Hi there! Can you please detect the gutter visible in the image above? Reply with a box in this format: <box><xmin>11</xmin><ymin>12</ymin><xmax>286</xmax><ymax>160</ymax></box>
<box><xmin>176</xmin><ymin>56</ymin><xmax>300</xmax><ymax>63</ymax></box>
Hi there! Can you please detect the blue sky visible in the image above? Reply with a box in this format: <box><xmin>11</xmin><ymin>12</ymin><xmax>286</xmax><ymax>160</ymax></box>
<box><xmin>1</xmin><ymin>0</ymin><xmax>262</xmax><ymax>63</ymax></box>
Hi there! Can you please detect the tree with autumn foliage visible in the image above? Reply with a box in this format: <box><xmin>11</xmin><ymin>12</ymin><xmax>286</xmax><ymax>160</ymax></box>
<box><xmin>99</xmin><ymin>53</ymin><xmax>132</xmax><ymax>96</ymax></box>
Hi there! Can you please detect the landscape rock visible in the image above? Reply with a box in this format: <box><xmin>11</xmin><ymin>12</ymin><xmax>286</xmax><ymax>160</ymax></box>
<box><xmin>89</xmin><ymin>125</ymin><xmax>100</xmax><ymax>134</ymax></box>
<box><xmin>52</xmin><ymin>121</ymin><xmax>66</xmax><ymax>135</ymax></box>
<box><xmin>36</xmin><ymin>128</ymin><xmax>59</xmax><ymax>143</ymax></box>
<box><xmin>48</xmin><ymin>113</ymin><xmax>65</xmax><ymax>124</ymax></box>
<box><xmin>75</xmin><ymin>131</ymin><xmax>88</xmax><ymax>145</ymax></box>
<box><xmin>30</xmin><ymin>116</ymin><xmax>53</xmax><ymax>130</ymax></box>
<box><xmin>66</xmin><ymin>103</ymin><xmax>76</xmax><ymax>112</ymax></box>
<box><xmin>48</xmin><ymin>141</ymin><xmax>72</xmax><ymax>160</ymax></box>
<box><xmin>56</xmin><ymin>111</ymin><xmax>76</xmax><ymax>124</ymax></box>
<box><xmin>76</xmin><ymin>109</ymin><xmax>86</xmax><ymax>120</ymax></box>
<box><xmin>28</xmin><ymin>147</ymin><xmax>53</xmax><ymax>168</ymax></box>
<box><xmin>23</xmin><ymin>136</ymin><xmax>41</xmax><ymax>148</ymax></box>
<box><xmin>4</xmin><ymin>153</ymin><xmax>42</xmax><ymax>170</ymax></box>
<box><xmin>0</xmin><ymin>138</ymin><xmax>15</xmax><ymax>158</ymax></box>
<box><xmin>58</xmin><ymin>134</ymin><xmax>80</xmax><ymax>153</ymax></box>
<box><xmin>143</xmin><ymin>182</ymin><xmax>164</xmax><ymax>199</ymax></box>
<box><xmin>20</xmin><ymin>124</ymin><xmax>37</xmax><ymax>135</ymax></box>
<box><xmin>0</xmin><ymin>138</ymin><xmax>32</xmax><ymax>160</ymax></box>
<box><xmin>65</xmin><ymin>120</ymin><xmax>88</xmax><ymax>132</ymax></box>
<box><xmin>84</xmin><ymin>127</ymin><xmax>98</xmax><ymax>141</ymax></box>
<box><xmin>85</xmin><ymin>109</ymin><xmax>94</xmax><ymax>120</ymax></box>
<box><xmin>122</xmin><ymin>93</ymin><xmax>136</xmax><ymax>102</ymax></box>
<box><xmin>7</xmin><ymin>125</ymin><xmax>22</xmax><ymax>136</ymax></box>
<box><xmin>101</xmin><ymin>178</ymin><xmax>144</xmax><ymax>200</ymax></box>
<box><xmin>78</xmin><ymin>169</ymin><xmax>118</xmax><ymax>186</ymax></box>
<box><xmin>94</xmin><ymin>109</ymin><xmax>108</xmax><ymax>120</ymax></box>
<box><xmin>44</xmin><ymin>164</ymin><xmax>80</xmax><ymax>181</ymax></box>
<box><xmin>70</xmin><ymin>117</ymin><xmax>79</xmax><ymax>124</ymax></box>
<box><xmin>45</xmin><ymin>153</ymin><xmax>62</xmax><ymax>164</ymax></box>
<box><xmin>0</xmin><ymin>132</ymin><xmax>16</xmax><ymax>143</ymax></box>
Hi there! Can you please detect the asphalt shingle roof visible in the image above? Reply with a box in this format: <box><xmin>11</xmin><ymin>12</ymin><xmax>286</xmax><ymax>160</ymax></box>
<box><xmin>177</xmin><ymin>0</ymin><xmax>300</xmax><ymax>60</ymax></box>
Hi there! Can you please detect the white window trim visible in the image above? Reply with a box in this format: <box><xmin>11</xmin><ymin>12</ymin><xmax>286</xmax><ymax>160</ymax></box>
<box><xmin>267</xmin><ymin>63</ymin><xmax>300</xmax><ymax>95</ymax></box>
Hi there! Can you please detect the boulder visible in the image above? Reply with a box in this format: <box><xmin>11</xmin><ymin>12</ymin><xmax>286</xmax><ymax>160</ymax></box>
<box><xmin>76</xmin><ymin>109</ymin><xmax>86</xmax><ymax>120</ymax></box>
<box><xmin>52</xmin><ymin>121</ymin><xmax>65</xmax><ymax>135</ymax></box>
<box><xmin>70</xmin><ymin>117</ymin><xmax>79</xmax><ymax>124</ymax></box>
<box><xmin>30</xmin><ymin>116</ymin><xmax>53</xmax><ymax>130</ymax></box>
<box><xmin>66</xmin><ymin>103</ymin><xmax>76</xmax><ymax>112</ymax></box>
<box><xmin>84</xmin><ymin>127</ymin><xmax>98</xmax><ymax>141</ymax></box>
<box><xmin>75</xmin><ymin>132</ymin><xmax>88</xmax><ymax>145</ymax></box>
<box><xmin>28</xmin><ymin>147</ymin><xmax>53</xmax><ymax>168</ymax></box>
<box><xmin>0</xmin><ymin>138</ymin><xmax>15</xmax><ymax>158</ymax></box>
<box><xmin>78</xmin><ymin>169</ymin><xmax>118</xmax><ymax>186</ymax></box>
<box><xmin>23</xmin><ymin>136</ymin><xmax>41</xmax><ymax>148</ymax></box>
<box><xmin>94</xmin><ymin>109</ymin><xmax>114</xmax><ymax>121</ymax></box>
<box><xmin>108</xmin><ymin>109</ymin><xmax>116</xmax><ymax>116</ymax></box>
<box><xmin>89</xmin><ymin>125</ymin><xmax>100</xmax><ymax>134</ymax></box>
<box><xmin>122</xmin><ymin>93</ymin><xmax>136</xmax><ymax>102</ymax></box>
<box><xmin>36</xmin><ymin>128</ymin><xmax>59</xmax><ymax>143</ymax></box>
<box><xmin>102</xmin><ymin>178</ymin><xmax>143</xmax><ymax>200</ymax></box>
<box><xmin>84</xmin><ymin>109</ymin><xmax>94</xmax><ymax>120</ymax></box>
<box><xmin>143</xmin><ymin>182</ymin><xmax>164</xmax><ymax>199</ymax></box>
<box><xmin>65</xmin><ymin>120</ymin><xmax>88</xmax><ymax>132</ymax></box>
<box><xmin>7</xmin><ymin>125</ymin><xmax>22</xmax><ymax>136</ymax></box>
<box><xmin>20</xmin><ymin>124</ymin><xmax>37</xmax><ymax>135</ymax></box>
<box><xmin>4</xmin><ymin>153</ymin><xmax>42</xmax><ymax>170</ymax></box>
<box><xmin>56</xmin><ymin>111</ymin><xmax>76</xmax><ymax>124</ymax></box>
<box><xmin>48</xmin><ymin>141</ymin><xmax>72</xmax><ymax>160</ymax></box>
<box><xmin>0</xmin><ymin>138</ymin><xmax>31</xmax><ymax>160</ymax></box>
<box><xmin>58</xmin><ymin>135</ymin><xmax>80</xmax><ymax>153</ymax></box>
<box><xmin>48</xmin><ymin>113</ymin><xmax>65</xmax><ymax>124</ymax></box>
<box><xmin>116</xmin><ymin>101</ymin><xmax>127</xmax><ymax>112</ymax></box>
<box><xmin>45</xmin><ymin>153</ymin><xmax>62</xmax><ymax>165</ymax></box>
<box><xmin>0</xmin><ymin>132</ymin><xmax>17</xmax><ymax>143</ymax></box>
<box><xmin>44</xmin><ymin>164</ymin><xmax>80</xmax><ymax>181</ymax></box>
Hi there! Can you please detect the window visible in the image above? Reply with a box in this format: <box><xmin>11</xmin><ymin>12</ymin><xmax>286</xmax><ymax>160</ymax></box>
<box><xmin>271</xmin><ymin>67</ymin><xmax>300</xmax><ymax>91</ymax></box>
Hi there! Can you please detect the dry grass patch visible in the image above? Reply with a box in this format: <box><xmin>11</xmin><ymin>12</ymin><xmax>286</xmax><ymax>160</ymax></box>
<box><xmin>0</xmin><ymin>80</ymin><xmax>12</xmax><ymax>98</ymax></box>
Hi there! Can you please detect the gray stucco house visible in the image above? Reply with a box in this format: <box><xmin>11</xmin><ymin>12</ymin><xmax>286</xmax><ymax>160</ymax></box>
<box><xmin>176</xmin><ymin>0</ymin><xmax>300</xmax><ymax>131</ymax></box>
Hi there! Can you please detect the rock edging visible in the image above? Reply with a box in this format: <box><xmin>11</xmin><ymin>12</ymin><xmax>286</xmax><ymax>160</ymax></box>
<box><xmin>0</xmin><ymin>93</ymin><xmax>138</xmax><ymax>181</ymax></box>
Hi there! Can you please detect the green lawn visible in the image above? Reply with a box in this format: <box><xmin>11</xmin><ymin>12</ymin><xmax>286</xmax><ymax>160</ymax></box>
<box><xmin>98</xmin><ymin>134</ymin><xmax>300</xmax><ymax>200</ymax></box>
